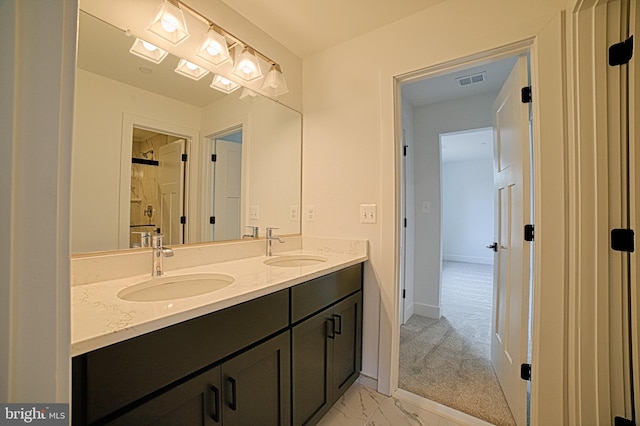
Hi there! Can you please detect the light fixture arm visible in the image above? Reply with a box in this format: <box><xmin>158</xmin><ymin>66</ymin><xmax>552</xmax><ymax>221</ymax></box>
<box><xmin>177</xmin><ymin>0</ymin><xmax>280</xmax><ymax>70</ymax></box>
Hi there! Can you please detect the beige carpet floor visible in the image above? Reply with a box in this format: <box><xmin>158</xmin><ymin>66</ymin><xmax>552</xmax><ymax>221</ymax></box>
<box><xmin>399</xmin><ymin>261</ymin><xmax>516</xmax><ymax>426</ymax></box>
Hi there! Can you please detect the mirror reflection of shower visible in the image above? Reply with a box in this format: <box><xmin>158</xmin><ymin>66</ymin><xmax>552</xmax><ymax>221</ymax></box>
<box><xmin>130</xmin><ymin>127</ymin><xmax>185</xmax><ymax>248</ymax></box>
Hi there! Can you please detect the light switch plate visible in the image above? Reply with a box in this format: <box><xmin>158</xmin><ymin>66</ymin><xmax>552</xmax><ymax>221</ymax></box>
<box><xmin>250</xmin><ymin>205</ymin><xmax>260</xmax><ymax>220</ymax></box>
<box><xmin>360</xmin><ymin>204</ymin><xmax>377</xmax><ymax>224</ymax></box>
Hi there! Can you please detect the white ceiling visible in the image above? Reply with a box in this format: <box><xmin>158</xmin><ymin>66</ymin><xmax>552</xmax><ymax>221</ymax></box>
<box><xmin>441</xmin><ymin>128</ymin><xmax>493</xmax><ymax>163</ymax></box>
<box><xmin>219</xmin><ymin>0</ymin><xmax>446</xmax><ymax>58</ymax></box>
<box><xmin>401</xmin><ymin>56</ymin><xmax>517</xmax><ymax>107</ymax></box>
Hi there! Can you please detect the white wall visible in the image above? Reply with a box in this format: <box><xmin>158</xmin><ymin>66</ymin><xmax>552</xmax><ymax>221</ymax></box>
<box><xmin>72</xmin><ymin>69</ymin><xmax>201</xmax><ymax>253</ymax></box>
<box><xmin>442</xmin><ymin>159</ymin><xmax>494</xmax><ymax>265</ymax></box>
<box><xmin>0</xmin><ymin>0</ymin><xmax>77</xmax><ymax>402</ymax></box>
<box><xmin>411</xmin><ymin>93</ymin><xmax>495</xmax><ymax>318</ymax></box>
<box><xmin>201</xmin><ymin>96</ymin><xmax>302</xmax><ymax>237</ymax></box>
<box><xmin>302</xmin><ymin>0</ymin><xmax>568</xmax><ymax>416</ymax></box>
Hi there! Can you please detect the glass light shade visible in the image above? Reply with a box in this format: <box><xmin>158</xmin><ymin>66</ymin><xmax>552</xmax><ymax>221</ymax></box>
<box><xmin>196</xmin><ymin>29</ymin><xmax>231</xmax><ymax>66</ymax></box>
<box><xmin>232</xmin><ymin>47</ymin><xmax>263</xmax><ymax>82</ymax></box>
<box><xmin>174</xmin><ymin>59</ymin><xmax>209</xmax><ymax>80</ymax></box>
<box><xmin>210</xmin><ymin>75</ymin><xmax>240</xmax><ymax>94</ymax></box>
<box><xmin>260</xmin><ymin>64</ymin><xmax>289</xmax><ymax>96</ymax></box>
<box><xmin>239</xmin><ymin>87</ymin><xmax>265</xmax><ymax>104</ymax></box>
<box><xmin>129</xmin><ymin>38</ymin><xmax>168</xmax><ymax>64</ymax></box>
<box><xmin>146</xmin><ymin>0</ymin><xmax>189</xmax><ymax>46</ymax></box>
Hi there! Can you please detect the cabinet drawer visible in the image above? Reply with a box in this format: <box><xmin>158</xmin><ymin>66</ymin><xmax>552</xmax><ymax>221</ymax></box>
<box><xmin>291</xmin><ymin>264</ymin><xmax>362</xmax><ymax>324</ymax></box>
<box><xmin>81</xmin><ymin>289</ymin><xmax>288</xmax><ymax>423</ymax></box>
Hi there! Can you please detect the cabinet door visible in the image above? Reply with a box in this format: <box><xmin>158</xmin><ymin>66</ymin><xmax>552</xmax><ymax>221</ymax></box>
<box><xmin>332</xmin><ymin>292</ymin><xmax>362</xmax><ymax>402</ymax></box>
<box><xmin>292</xmin><ymin>306</ymin><xmax>334</xmax><ymax>426</ymax></box>
<box><xmin>222</xmin><ymin>332</ymin><xmax>291</xmax><ymax>426</ymax></box>
<box><xmin>108</xmin><ymin>366</ymin><xmax>222</xmax><ymax>425</ymax></box>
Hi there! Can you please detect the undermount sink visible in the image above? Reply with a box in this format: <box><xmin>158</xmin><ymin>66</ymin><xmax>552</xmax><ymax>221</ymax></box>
<box><xmin>118</xmin><ymin>273</ymin><xmax>235</xmax><ymax>302</ymax></box>
<box><xmin>263</xmin><ymin>255</ymin><xmax>328</xmax><ymax>267</ymax></box>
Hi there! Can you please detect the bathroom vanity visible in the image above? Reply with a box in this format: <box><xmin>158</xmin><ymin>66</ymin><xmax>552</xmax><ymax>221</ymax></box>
<box><xmin>71</xmin><ymin>237</ymin><xmax>367</xmax><ymax>425</ymax></box>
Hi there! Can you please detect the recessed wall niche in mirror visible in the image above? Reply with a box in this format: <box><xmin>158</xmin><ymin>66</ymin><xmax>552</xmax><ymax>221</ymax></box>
<box><xmin>71</xmin><ymin>11</ymin><xmax>302</xmax><ymax>254</ymax></box>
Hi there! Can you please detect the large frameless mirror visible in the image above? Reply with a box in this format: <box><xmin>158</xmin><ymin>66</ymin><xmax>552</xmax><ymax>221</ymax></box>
<box><xmin>71</xmin><ymin>10</ymin><xmax>302</xmax><ymax>254</ymax></box>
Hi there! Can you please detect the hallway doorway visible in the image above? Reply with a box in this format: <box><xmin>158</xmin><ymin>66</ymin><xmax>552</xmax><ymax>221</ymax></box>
<box><xmin>398</xmin><ymin>52</ymin><xmax>533</xmax><ymax>426</ymax></box>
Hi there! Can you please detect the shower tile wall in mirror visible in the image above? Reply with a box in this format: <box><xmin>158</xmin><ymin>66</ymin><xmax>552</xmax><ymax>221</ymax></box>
<box><xmin>72</xmin><ymin>11</ymin><xmax>302</xmax><ymax>254</ymax></box>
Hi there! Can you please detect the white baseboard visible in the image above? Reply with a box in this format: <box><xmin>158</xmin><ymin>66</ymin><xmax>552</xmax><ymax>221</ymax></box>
<box><xmin>402</xmin><ymin>302</ymin><xmax>415</xmax><ymax>324</ymax></box>
<box><xmin>357</xmin><ymin>374</ymin><xmax>378</xmax><ymax>391</ymax></box>
<box><xmin>442</xmin><ymin>254</ymin><xmax>493</xmax><ymax>265</ymax></box>
<box><xmin>413</xmin><ymin>302</ymin><xmax>440</xmax><ymax>319</ymax></box>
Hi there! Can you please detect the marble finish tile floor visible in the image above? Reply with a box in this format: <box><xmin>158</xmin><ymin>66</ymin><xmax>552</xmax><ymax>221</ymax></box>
<box><xmin>318</xmin><ymin>382</ymin><xmax>493</xmax><ymax>426</ymax></box>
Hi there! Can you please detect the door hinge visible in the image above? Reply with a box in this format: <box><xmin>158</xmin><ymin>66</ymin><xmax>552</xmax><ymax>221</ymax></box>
<box><xmin>180</xmin><ymin>216</ymin><xmax>186</xmax><ymax>225</ymax></box>
<box><xmin>521</xmin><ymin>86</ymin><xmax>532</xmax><ymax>103</ymax></box>
<box><xmin>209</xmin><ymin>216</ymin><xmax>215</xmax><ymax>225</ymax></box>
<box><xmin>611</xmin><ymin>229</ymin><xmax>635</xmax><ymax>252</ymax></box>
<box><xmin>403</xmin><ymin>145</ymin><xmax>408</xmax><ymax>156</ymax></box>
<box><xmin>181</xmin><ymin>153</ymin><xmax>188</xmax><ymax>162</ymax></box>
<box><xmin>403</xmin><ymin>218</ymin><xmax>407</xmax><ymax>228</ymax></box>
<box><xmin>211</xmin><ymin>154</ymin><xmax>217</xmax><ymax>162</ymax></box>
<box><xmin>614</xmin><ymin>416</ymin><xmax>636</xmax><ymax>426</ymax></box>
<box><xmin>524</xmin><ymin>224</ymin><xmax>534</xmax><ymax>242</ymax></box>
<box><xmin>609</xmin><ymin>36</ymin><xmax>634</xmax><ymax>66</ymax></box>
<box><xmin>402</xmin><ymin>289</ymin><xmax>406</xmax><ymax>299</ymax></box>
<box><xmin>520</xmin><ymin>363</ymin><xmax>532</xmax><ymax>381</ymax></box>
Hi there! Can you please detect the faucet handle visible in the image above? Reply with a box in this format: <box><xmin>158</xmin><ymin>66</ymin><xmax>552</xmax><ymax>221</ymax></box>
<box><xmin>266</xmin><ymin>227</ymin><xmax>279</xmax><ymax>237</ymax></box>
<box><xmin>245</xmin><ymin>225</ymin><xmax>259</xmax><ymax>238</ymax></box>
<box><xmin>152</xmin><ymin>233</ymin><xmax>163</xmax><ymax>248</ymax></box>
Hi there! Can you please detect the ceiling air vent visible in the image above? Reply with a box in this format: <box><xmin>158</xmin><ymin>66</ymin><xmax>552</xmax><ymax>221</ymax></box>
<box><xmin>456</xmin><ymin>71</ymin><xmax>487</xmax><ymax>87</ymax></box>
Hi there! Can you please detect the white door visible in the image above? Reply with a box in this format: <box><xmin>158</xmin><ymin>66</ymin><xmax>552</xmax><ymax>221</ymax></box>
<box><xmin>491</xmin><ymin>55</ymin><xmax>531</xmax><ymax>426</ymax></box>
<box><xmin>213</xmin><ymin>139</ymin><xmax>242</xmax><ymax>241</ymax></box>
<box><xmin>159</xmin><ymin>139</ymin><xmax>185</xmax><ymax>245</ymax></box>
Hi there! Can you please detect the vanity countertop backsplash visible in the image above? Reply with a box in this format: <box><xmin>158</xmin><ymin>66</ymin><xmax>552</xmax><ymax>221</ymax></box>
<box><xmin>71</xmin><ymin>236</ymin><xmax>368</xmax><ymax>356</ymax></box>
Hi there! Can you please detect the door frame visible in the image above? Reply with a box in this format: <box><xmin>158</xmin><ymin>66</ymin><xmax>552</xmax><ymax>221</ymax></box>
<box><xmin>203</xmin><ymin>124</ymin><xmax>247</xmax><ymax>243</ymax></box>
<box><xmin>119</xmin><ymin>113</ymin><xmax>197</xmax><ymax>249</ymax></box>
<box><xmin>392</xmin><ymin>19</ymin><xmax>569</xmax><ymax>424</ymax></box>
<box><xmin>395</xmin><ymin>44</ymin><xmax>535</xmax><ymax>420</ymax></box>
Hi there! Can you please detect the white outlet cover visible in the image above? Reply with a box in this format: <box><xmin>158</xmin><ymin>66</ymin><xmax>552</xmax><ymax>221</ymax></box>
<box><xmin>305</xmin><ymin>205</ymin><xmax>316</xmax><ymax>222</ymax></box>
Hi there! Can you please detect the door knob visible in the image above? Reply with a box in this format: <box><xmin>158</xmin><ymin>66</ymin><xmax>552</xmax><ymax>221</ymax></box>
<box><xmin>487</xmin><ymin>242</ymin><xmax>498</xmax><ymax>252</ymax></box>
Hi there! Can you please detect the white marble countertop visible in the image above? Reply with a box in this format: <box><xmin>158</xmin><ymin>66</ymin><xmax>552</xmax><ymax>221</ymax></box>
<box><xmin>72</xmin><ymin>243</ymin><xmax>367</xmax><ymax>356</ymax></box>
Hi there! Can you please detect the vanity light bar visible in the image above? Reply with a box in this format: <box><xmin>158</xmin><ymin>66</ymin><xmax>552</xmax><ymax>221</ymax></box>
<box><xmin>145</xmin><ymin>0</ymin><xmax>288</xmax><ymax>96</ymax></box>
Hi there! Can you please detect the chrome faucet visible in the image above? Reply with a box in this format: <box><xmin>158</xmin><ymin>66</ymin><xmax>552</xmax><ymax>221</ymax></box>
<box><xmin>242</xmin><ymin>225</ymin><xmax>259</xmax><ymax>239</ymax></box>
<box><xmin>265</xmin><ymin>227</ymin><xmax>285</xmax><ymax>257</ymax></box>
<box><xmin>152</xmin><ymin>233</ymin><xmax>174</xmax><ymax>276</ymax></box>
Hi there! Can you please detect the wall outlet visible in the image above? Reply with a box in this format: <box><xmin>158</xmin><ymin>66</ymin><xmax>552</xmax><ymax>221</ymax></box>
<box><xmin>360</xmin><ymin>204</ymin><xmax>377</xmax><ymax>224</ymax></box>
<box><xmin>289</xmin><ymin>205</ymin><xmax>299</xmax><ymax>221</ymax></box>
<box><xmin>250</xmin><ymin>205</ymin><xmax>260</xmax><ymax>220</ymax></box>
<box><xmin>305</xmin><ymin>205</ymin><xmax>316</xmax><ymax>222</ymax></box>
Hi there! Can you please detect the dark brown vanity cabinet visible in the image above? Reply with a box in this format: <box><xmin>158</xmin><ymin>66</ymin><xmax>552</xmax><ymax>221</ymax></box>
<box><xmin>108</xmin><ymin>332</ymin><xmax>291</xmax><ymax>426</ymax></box>
<box><xmin>72</xmin><ymin>263</ymin><xmax>363</xmax><ymax>425</ymax></box>
<box><xmin>291</xmin><ymin>267</ymin><xmax>363</xmax><ymax>426</ymax></box>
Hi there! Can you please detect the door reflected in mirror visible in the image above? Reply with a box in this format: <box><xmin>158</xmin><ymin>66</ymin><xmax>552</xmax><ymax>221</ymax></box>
<box><xmin>71</xmin><ymin>10</ymin><xmax>301</xmax><ymax>254</ymax></box>
<box><xmin>211</xmin><ymin>127</ymin><xmax>243</xmax><ymax>242</ymax></box>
